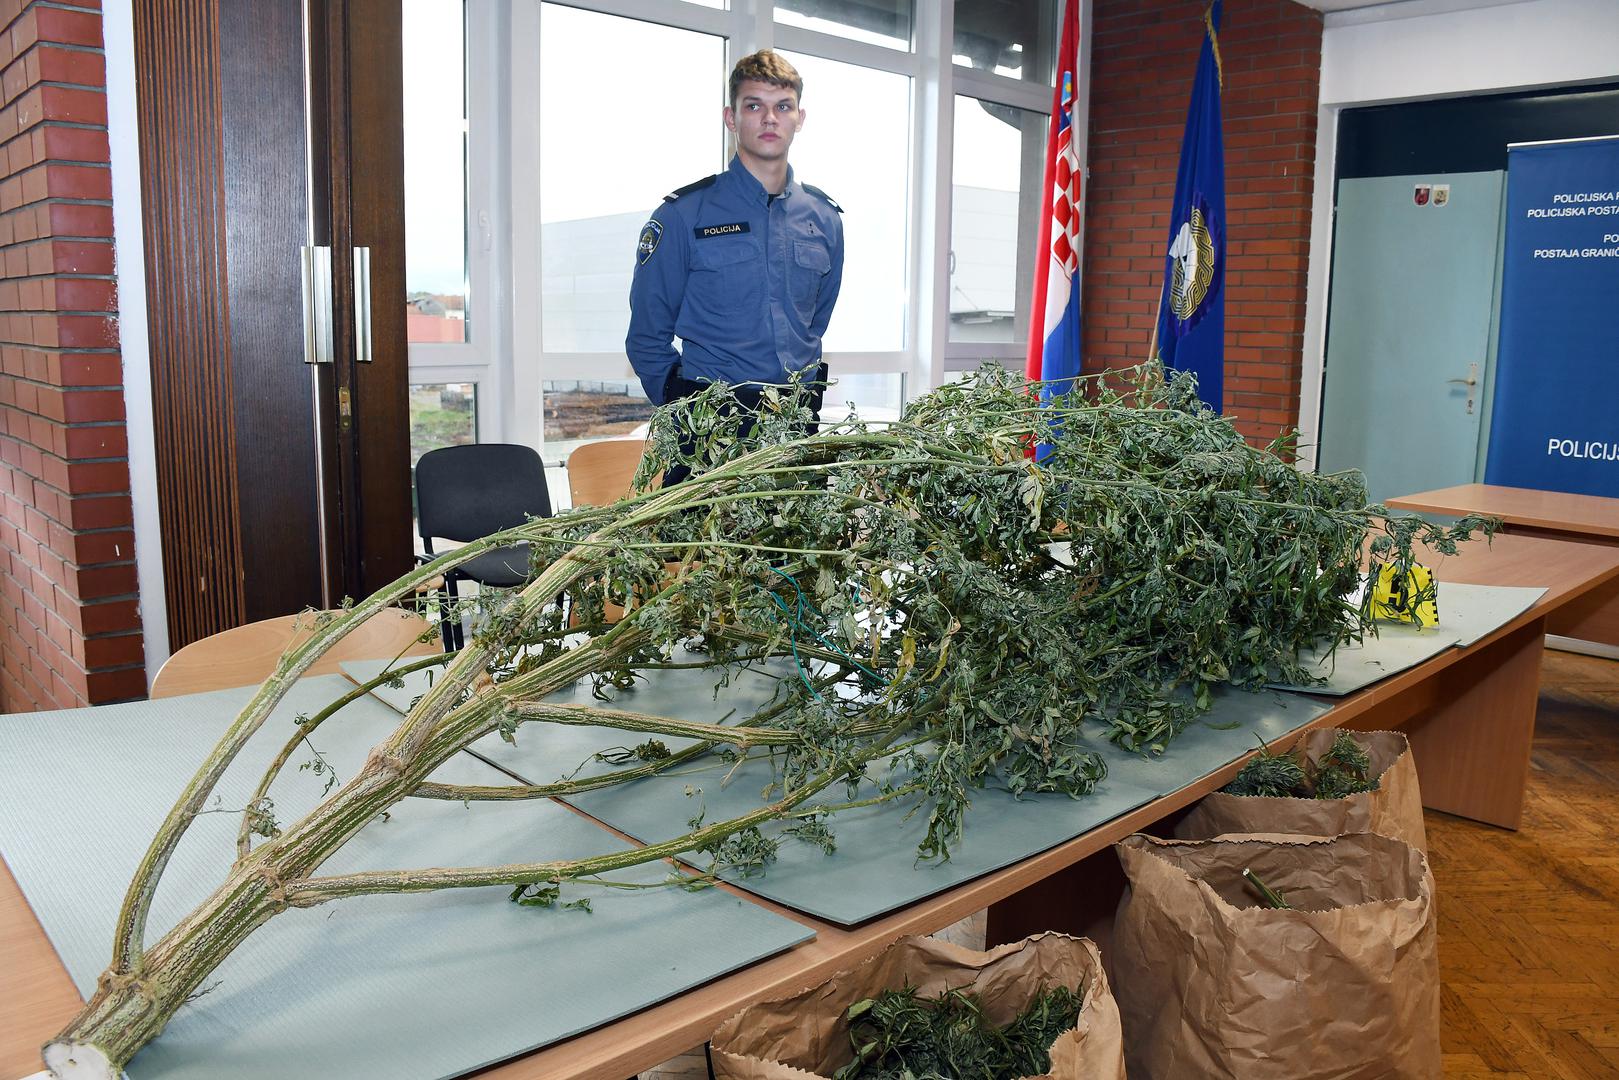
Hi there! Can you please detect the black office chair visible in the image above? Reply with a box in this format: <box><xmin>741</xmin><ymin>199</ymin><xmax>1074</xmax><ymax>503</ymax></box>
<box><xmin>415</xmin><ymin>443</ymin><xmax>553</xmax><ymax>651</ymax></box>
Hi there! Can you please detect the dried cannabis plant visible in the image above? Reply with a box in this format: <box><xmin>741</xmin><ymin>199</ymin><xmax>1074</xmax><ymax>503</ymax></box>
<box><xmin>1224</xmin><ymin>731</ymin><xmax>1380</xmax><ymax>800</ymax></box>
<box><xmin>42</xmin><ymin>364</ymin><xmax>1490</xmax><ymax>1077</ymax></box>
<box><xmin>835</xmin><ymin>982</ymin><xmax>1086</xmax><ymax>1079</ymax></box>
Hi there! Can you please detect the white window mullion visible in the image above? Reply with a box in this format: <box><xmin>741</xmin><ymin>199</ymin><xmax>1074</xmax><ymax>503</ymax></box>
<box><xmin>548</xmin><ymin>0</ymin><xmax>732</xmax><ymax>36</ymax></box>
<box><xmin>912</xmin><ymin>0</ymin><xmax>952</xmax><ymax>395</ymax></box>
<box><xmin>771</xmin><ymin>23</ymin><xmax>918</xmax><ymax>74</ymax></box>
<box><xmin>475</xmin><ymin>0</ymin><xmax>512</xmax><ymax>443</ymax></box>
<box><xmin>951</xmin><ymin>66</ymin><xmax>1051</xmax><ymax>114</ymax></box>
<box><xmin>509</xmin><ymin>0</ymin><xmax>544</xmax><ymax>450</ymax></box>
<box><xmin>733</xmin><ymin>0</ymin><xmax>766</xmax><ymax>58</ymax></box>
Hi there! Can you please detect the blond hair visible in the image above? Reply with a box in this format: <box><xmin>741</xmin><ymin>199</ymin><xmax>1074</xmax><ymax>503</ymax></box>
<box><xmin>728</xmin><ymin>50</ymin><xmax>803</xmax><ymax>108</ymax></box>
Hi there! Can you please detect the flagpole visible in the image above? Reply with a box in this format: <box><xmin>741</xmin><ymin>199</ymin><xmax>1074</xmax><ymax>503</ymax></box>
<box><xmin>1146</xmin><ymin>292</ymin><xmax>1163</xmax><ymax>364</ymax></box>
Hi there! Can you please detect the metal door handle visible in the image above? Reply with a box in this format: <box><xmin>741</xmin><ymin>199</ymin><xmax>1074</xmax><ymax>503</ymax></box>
<box><xmin>1446</xmin><ymin>362</ymin><xmax>1479</xmax><ymax>414</ymax></box>
<box><xmin>301</xmin><ymin>246</ymin><xmax>333</xmax><ymax>364</ymax></box>
<box><xmin>353</xmin><ymin>246</ymin><xmax>372</xmax><ymax>364</ymax></box>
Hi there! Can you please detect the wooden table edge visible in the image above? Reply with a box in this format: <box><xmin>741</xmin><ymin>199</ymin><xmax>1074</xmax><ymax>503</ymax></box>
<box><xmin>8</xmin><ymin>535</ymin><xmax>1619</xmax><ymax>1080</ymax></box>
<box><xmin>1387</xmin><ymin>483</ymin><xmax>1619</xmax><ymax>539</ymax></box>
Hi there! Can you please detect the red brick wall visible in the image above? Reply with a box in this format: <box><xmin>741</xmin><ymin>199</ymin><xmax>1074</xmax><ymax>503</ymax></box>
<box><xmin>1083</xmin><ymin>0</ymin><xmax>1322</xmax><ymax>442</ymax></box>
<box><xmin>0</xmin><ymin>0</ymin><xmax>143</xmax><ymax>711</ymax></box>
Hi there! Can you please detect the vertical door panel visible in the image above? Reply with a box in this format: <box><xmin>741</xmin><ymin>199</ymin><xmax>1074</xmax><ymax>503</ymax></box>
<box><xmin>344</xmin><ymin>0</ymin><xmax>414</xmax><ymax>598</ymax></box>
<box><xmin>1317</xmin><ymin>171</ymin><xmax>1505</xmax><ymax>504</ymax></box>
<box><xmin>134</xmin><ymin>1</ymin><xmax>251</xmax><ymax>648</ymax></box>
<box><xmin>219</xmin><ymin>0</ymin><xmax>325</xmax><ymax>622</ymax></box>
<box><xmin>136</xmin><ymin>0</ymin><xmax>410</xmax><ymax>651</ymax></box>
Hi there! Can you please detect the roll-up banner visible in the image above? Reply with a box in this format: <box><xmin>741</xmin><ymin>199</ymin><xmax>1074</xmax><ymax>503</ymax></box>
<box><xmin>1484</xmin><ymin>136</ymin><xmax>1619</xmax><ymax>497</ymax></box>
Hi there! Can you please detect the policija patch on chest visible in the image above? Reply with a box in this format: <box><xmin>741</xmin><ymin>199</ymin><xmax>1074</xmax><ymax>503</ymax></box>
<box><xmin>695</xmin><ymin>222</ymin><xmax>750</xmax><ymax>239</ymax></box>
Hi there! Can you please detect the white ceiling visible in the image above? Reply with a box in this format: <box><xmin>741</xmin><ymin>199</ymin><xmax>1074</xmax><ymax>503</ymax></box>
<box><xmin>1291</xmin><ymin>0</ymin><xmax>1406</xmax><ymax>9</ymax></box>
<box><xmin>1291</xmin><ymin>0</ymin><xmax>1530</xmax><ymax>12</ymax></box>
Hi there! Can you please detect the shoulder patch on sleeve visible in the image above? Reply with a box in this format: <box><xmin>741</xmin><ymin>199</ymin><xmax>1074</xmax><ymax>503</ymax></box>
<box><xmin>801</xmin><ymin>183</ymin><xmax>842</xmax><ymax>213</ymax></box>
<box><xmin>636</xmin><ymin>220</ymin><xmax>663</xmax><ymax>265</ymax></box>
<box><xmin>663</xmin><ymin>174</ymin><xmax>719</xmax><ymax>202</ymax></box>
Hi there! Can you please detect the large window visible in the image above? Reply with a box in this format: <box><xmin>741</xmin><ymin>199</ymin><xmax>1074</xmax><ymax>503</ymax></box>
<box><xmin>954</xmin><ymin>0</ymin><xmax>1056</xmax><ymax>84</ymax></box>
<box><xmin>403</xmin><ymin>0</ymin><xmax>1064</xmax><ymax>455</ymax></box>
<box><xmin>950</xmin><ymin>97</ymin><xmax>1046</xmax><ymax>346</ymax></box>
<box><xmin>776</xmin><ymin>0</ymin><xmax>912</xmax><ymax>50</ymax></box>
<box><xmin>779</xmin><ymin>50</ymin><xmax>911</xmax><ymax>353</ymax></box>
<box><xmin>539</xmin><ymin>5</ymin><xmax>727</xmax><ymax>355</ymax></box>
<box><xmin>403</xmin><ymin>0</ymin><xmax>469</xmax><ymax>344</ymax></box>
<box><xmin>409</xmin><ymin>382</ymin><xmax>478</xmax><ymax>464</ymax></box>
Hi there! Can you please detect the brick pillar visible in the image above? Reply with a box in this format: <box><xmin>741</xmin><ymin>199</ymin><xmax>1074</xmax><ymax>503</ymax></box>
<box><xmin>0</xmin><ymin>1</ymin><xmax>143</xmax><ymax>710</ymax></box>
<box><xmin>1083</xmin><ymin>0</ymin><xmax>1323</xmax><ymax>444</ymax></box>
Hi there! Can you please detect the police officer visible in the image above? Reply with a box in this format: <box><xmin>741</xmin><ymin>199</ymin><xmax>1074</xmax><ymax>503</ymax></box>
<box><xmin>626</xmin><ymin>50</ymin><xmax>844</xmax><ymax>482</ymax></box>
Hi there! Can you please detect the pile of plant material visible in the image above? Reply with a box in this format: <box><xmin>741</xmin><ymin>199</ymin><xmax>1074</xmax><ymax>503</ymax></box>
<box><xmin>834</xmin><ymin>982</ymin><xmax>1086</xmax><ymax>1080</ymax></box>
<box><xmin>42</xmin><ymin>364</ymin><xmax>1490</xmax><ymax>1079</ymax></box>
<box><xmin>1224</xmin><ymin>732</ymin><xmax>1380</xmax><ymax>799</ymax></box>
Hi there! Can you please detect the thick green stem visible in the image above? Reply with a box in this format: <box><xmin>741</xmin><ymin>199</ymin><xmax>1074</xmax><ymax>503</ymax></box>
<box><xmin>507</xmin><ymin>701</ymin><xmax>801</xmax><ymax>748</ymax></box>
<box><xmin>235</xmin><ymin>652</ymin><xmax>452</xmax><ymax>859</ymax></box>
<box><xmin>107</xmin><ymin>523</ymin><xmax>583</xmax><ymax>974</ymax></box>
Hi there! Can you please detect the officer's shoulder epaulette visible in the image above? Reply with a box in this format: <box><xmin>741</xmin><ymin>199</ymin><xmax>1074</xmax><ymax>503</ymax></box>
<box><xmin>663</xmin><ymin>174</ymin><xmax>719</xmax><ymax>203</ymax></box>
<box><xmin>801</xmin><ymin>183</ymin><xmax>842</xmax><ymax>213</ymax></box>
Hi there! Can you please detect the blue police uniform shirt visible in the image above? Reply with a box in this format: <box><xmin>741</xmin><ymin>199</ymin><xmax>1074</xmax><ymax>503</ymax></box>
<box><xmin>626</xmin><ymin>155</ymin><xmax>844</xmax><ymax>405</ymax></box>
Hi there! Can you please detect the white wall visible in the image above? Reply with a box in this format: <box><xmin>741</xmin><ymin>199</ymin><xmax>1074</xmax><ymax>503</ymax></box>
<box><xmin>1295</xmin><ymin>0</ymin><xmax>1619</xmax><ymax>468</ymax></box>
<box><xmin>103</xmin><ymin>0</ymin><xmax>168</xmax><ymax>684</ymax></box>
<box><xmin>1320</xmin><ymin>0</ymin><xmax>1619</xmax><ymax>107</ymax></box>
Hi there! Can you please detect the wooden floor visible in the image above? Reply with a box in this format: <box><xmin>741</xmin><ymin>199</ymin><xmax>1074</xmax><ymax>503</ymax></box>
<box><xmin>1432</xmin><ymin>650</ymin><xmax>1619</xmax><ymax>1078</ymax></box>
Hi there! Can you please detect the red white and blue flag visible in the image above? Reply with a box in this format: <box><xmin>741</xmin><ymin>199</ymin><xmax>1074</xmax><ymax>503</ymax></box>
<box><xmin>1025</xmin><ymin>0</ymin><xmax>1083</xmax><ymax>454</ymax></box>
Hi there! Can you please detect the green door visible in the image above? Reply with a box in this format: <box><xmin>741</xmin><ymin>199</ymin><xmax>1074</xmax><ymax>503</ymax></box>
<box><xmin>1317</xmin><ymin>171</ymin><xmax>1506</xmax><ymax>504</ymax></box>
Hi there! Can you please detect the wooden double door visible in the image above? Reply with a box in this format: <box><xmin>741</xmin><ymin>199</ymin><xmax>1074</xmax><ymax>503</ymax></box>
<box><xmin>135</xmin><ymin>0</ymin><xmax>411</xmax><ymax>651</ymax></box>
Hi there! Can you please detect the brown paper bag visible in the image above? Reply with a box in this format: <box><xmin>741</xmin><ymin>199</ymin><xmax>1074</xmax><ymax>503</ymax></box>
<box><xmin>1113</xmin><ymin>832</ymin><xmax>1439</xmax><ymax>1080</ymax></box>
<box><xmin>1175</xmin><ymin>729</ymin><xmax>1427</xmax><ymax>851</ymax></box>
<box><xmin>710</xmin><ymin>932</ymin><xmax>1125</xmax><ymax>1080</ymax></box>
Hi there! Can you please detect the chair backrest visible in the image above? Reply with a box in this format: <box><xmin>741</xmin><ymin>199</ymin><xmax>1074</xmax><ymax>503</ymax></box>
<box><xmin>567</xmin><ymin>439</ymin><xmax>650</xmax><ymax>508</ymax></box>
<box><xmin>151</xmin><ymin>609</ymin><xmax>436</xmax><ymax>699</ymax></box>
<box><xmin>416</xmin><ymin>443</ymin><xmax>552</xmax><ymax>543</ymax></box>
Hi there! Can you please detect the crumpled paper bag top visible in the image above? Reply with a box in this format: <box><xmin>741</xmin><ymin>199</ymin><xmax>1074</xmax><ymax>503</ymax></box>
<box><xmin>710</xmin><ymin>932</ymin><xmax>1124</xmax><ymax>1080</ymax></box>
<box><xmin>1113</xmin><ymin>832</ymin><xmax>1439</xmax><ymax>1080</ymax></box>
<box><xmin>1176</xmin><ymin>728</ymin><xmax>1427</xmax><ymax>851</ymax></box>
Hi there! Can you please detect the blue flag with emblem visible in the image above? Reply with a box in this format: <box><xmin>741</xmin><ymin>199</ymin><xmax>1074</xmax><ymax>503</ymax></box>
<box><xmin>1151</xmin><ymin>1</ymin><xmax>1225</xmax><ymax>411</ymax></box>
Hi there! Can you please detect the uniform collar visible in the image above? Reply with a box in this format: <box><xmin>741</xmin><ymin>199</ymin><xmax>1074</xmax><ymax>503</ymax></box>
<box><xmin>727</xmin><ymin>154</ymin><xmax>794</xmax><ymax>202</ymax></box>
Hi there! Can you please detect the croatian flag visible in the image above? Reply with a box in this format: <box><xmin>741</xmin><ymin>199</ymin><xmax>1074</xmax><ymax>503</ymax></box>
<box><xmin>1024</xmin><ymin>0</ymin><xmax>1084</xmax><ymax>454</ymax></box>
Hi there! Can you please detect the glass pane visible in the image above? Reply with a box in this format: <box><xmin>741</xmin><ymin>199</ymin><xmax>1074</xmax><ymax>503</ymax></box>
<box><xmin>542</xmin><ymin>379</ymin><xmax>655</xmax><ymax>460</ymax></box>
<box><xmin>410</xmin><ymin>382</ymin><xmax>478</xmax><ymax>466</ymax></box>
<box><xmin>950</xmin><ymin>97</ymin><xmax>1047</xmax><ymax>345</ymax></box>
<box><xmin>540</xmin><ymin>6</ymin><xmax>726</xmax><ymax>353</ymax></box>
<box><xmin>403</xmin><ymin>0</ymin><xmax>469</xmax><ymax>344</ymax></box>
<box><xmin>778</xmin><ymin>52</ymin><xmax>909</xmax><ymax>352</ymax></box>
<box><xmin>776</xmin><ymin>0</ymin><xmax>911</xmax><ymax>50</ymax></box>
<box><xmin>824</xmin><ymin>372</ymin><xmax>905</xmax><ymax>423</ymax></box>
<box><xmin>953</xmin><ymin>0</ymin><xmax>1056</xmax><ymax>84</ymax></box>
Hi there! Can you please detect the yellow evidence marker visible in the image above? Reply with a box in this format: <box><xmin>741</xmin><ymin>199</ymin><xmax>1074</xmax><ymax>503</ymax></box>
<box><xmin>1370</xmin><ymin>561</ymin><xmax>1438</xmax><ymax>628</ymax></box>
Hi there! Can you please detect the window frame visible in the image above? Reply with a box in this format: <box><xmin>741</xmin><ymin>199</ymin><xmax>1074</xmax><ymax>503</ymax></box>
<box><xmin>411</xmin><ymin>0</ymin><xmax>1076</xmax><ymax>453</ymax></box>
<box><xmin>943</xmin><ymin>71</ymin><xmax>1052</xmax><ymax>369</ymax></box>
<box><xmin>404</xmin><ymin>1</ymin><xmax>508</xmax><ymax>440</ymax></box>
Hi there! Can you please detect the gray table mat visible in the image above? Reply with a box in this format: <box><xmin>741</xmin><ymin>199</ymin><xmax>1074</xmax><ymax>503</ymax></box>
<box><xmin>345</xmin><ymin>661</ymin><xmax>1330</xmax><ymax>926</ymax></box>
<box><xmin>1269</xmin><ymin>581</ymin><xmax>1547</xmax><ymax>695</ymax></box>
<box><xmin>1442</xmin><ymin>582</ymin><xmax>1545</xmax><ymax>648</ymax></box>
<box><xmin>0</xmin><ymin>676</ymin><xmax>812</xmax><ymax>1080</ymax></box>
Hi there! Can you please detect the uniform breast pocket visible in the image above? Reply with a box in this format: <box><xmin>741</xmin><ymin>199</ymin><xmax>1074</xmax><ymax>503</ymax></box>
<box><xmin>790</xmin><ymin>240</ymin><xmax>831</xmax><ymax>315</ymax></box>
<box><xmin>690</xmin><ymin>238</ymin><xmax>763</xmax><ymax>317</ymax></box>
